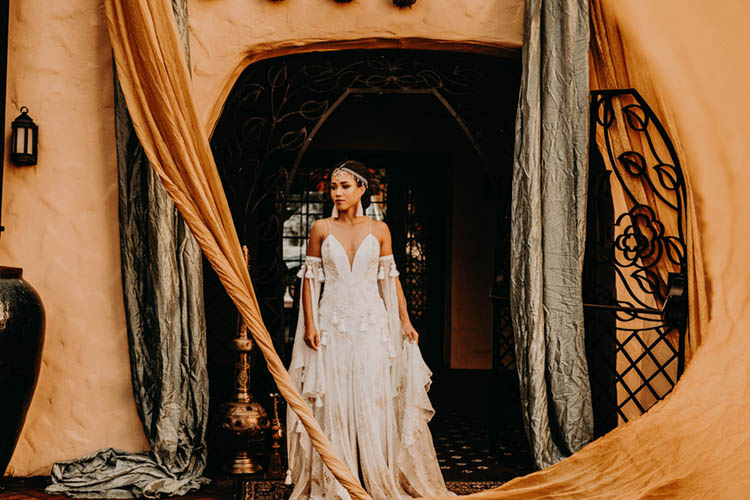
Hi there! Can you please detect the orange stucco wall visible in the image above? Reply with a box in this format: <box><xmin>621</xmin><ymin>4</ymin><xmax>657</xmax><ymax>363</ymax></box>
<box><xmin>1</xmin><ymin>1</ymin><xmax>150</xmax><ymax>475</ymax></box>
<box><xmin>2</xmin><ymin>0</ymin><xmax>523</xmax><ymax>476</ymax></box>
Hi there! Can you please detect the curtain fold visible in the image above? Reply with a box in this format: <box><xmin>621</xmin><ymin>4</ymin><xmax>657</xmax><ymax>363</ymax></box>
<box><xmin>509</xmin><ymin>0</ymin><xmax>594</xmax><ymax>469</ymax></box>
<box><xmin>46</xmin><ymin>1</ymin><xmax>211</xmax><ymax>498</ymax></box>
<box><xmin>101</xmin><ymin>1</ymin><xmax>370</xmax><ymax>498</ymax></box>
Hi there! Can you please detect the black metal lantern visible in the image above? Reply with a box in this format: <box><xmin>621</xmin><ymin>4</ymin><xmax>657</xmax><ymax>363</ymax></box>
<box><xmin>10</xmin><ymin>107</ymin><xmax>37</xmax><ymax>166</ymax></box>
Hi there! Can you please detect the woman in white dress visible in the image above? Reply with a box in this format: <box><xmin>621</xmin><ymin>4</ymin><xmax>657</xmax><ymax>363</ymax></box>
<box><xmin>286</xmin><ymin>161</ymin><xmax>451</xmax><ymax>500</ymax></box>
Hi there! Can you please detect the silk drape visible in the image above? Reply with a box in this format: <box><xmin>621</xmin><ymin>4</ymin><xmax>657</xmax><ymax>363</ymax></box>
<box><xmin>509</xmin><ymin>0</ymin><xmax>594</xmax><ymax>469</ymax></box>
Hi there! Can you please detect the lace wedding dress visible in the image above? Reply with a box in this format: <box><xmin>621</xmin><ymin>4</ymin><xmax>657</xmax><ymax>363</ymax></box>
<box><xmin>286</xmin><ymin>220</ymin><xmax>451</xmax><ymax>500</ymax></box>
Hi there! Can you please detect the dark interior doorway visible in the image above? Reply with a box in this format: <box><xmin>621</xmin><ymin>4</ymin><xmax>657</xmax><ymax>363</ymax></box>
<box><xmin>205</xmin><ymin>49</ymin><xmax>523</xmax><ymax>477</ymax></box>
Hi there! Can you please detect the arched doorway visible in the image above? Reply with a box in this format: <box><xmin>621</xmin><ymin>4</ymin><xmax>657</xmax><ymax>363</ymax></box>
<box><xmin>205</xmin><ymin>48</ymin><xmax>527</xmax><ymax>478</ymax></box>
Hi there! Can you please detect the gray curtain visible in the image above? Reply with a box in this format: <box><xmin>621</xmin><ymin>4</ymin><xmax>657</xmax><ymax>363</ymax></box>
<box><xmin>46</xmin><ymin>1</ymin><xmax>210</xmax><ymax>497</ymax></box>
<box><xmin>509</xmin><ymin>0</ymin><xmax>594</xmax><ymax>469</ymax></box>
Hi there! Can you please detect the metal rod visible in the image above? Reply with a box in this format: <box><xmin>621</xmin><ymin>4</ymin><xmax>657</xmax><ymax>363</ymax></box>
<box><xmin>488</xmin><ymin>294</ymin><xmax>662</xmax><ymax>316</ymax></box>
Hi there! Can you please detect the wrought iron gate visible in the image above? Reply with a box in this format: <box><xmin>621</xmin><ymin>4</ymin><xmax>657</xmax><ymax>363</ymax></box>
<box><xmin>583</xmin><ymin>89</ymin><xmax>688</xmax><ymax>436</ymax></box>
<box><xmin>490</xmin><ymin>88</ymin><xmax>689</xmax><ymax>445</ymax></box>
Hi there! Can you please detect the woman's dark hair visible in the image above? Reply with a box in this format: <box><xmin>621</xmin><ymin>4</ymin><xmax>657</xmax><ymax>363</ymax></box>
<box><xmin>332</xmin><ymin>159</ymin><xmax>371</xmax><ymax>211</ymax></box>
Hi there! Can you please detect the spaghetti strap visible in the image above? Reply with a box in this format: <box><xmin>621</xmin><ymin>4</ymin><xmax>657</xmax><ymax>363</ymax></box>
<box><xmin>326</xmin><ymin>218</ymin><xmax>332</xmax><ymax>238</ymax></box>
<box><xmin>368</xmin><ymin>219</ymin><xmax>372</xmax><ymax>235</ymax></box>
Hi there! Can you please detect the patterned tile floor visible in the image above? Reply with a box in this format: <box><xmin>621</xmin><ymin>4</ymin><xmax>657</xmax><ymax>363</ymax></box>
<box><xmin>430</xmin><ymin>406</ymin><xmax>533</xmax><ymax>483</ymax></box>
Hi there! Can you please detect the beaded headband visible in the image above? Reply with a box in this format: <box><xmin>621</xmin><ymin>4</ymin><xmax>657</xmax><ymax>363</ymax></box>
<box><xmin>331</xmin><ymin>165</ymin><xmax>368</xmax><ymax>188</ymax></box>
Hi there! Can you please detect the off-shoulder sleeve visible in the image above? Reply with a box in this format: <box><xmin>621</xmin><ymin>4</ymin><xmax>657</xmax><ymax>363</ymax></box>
<box><xmin>377</xmin><ymin>254</ymin><xmax>402</xmax><ymax>351</ymax></box>
<box><xmin>288</xmin><ymin>257</ymin><xmax>325</xmax><ymax>406</ymax></box>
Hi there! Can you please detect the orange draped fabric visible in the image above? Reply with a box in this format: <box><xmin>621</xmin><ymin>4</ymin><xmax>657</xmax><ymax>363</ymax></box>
<box><xmin>105</xmin><ymin>0</ymin><xmax>750</xmax><ymax>498</ymax></box>
<box><xmin>103</xmin><ymin>1</ymin><xmax>369</xmax><ymax>499</ymax></box>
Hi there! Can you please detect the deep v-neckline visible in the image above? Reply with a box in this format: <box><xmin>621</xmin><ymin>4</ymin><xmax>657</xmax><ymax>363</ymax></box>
<box><xmin>324</xmin><ymin>233</ymin><xmax>376</xmax><ymax>273</ymax></box>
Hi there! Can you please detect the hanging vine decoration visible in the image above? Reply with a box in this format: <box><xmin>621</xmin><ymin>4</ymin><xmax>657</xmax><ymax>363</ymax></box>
<box><xmin>393</xmin><ymin>0</ymin><xmax>417</xmax><ymax>6</ymax></box>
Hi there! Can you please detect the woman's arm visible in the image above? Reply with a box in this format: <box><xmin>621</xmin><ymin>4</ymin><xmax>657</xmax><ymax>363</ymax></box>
<box><xmin>301</xmin><ymin>219</ymin><xmax>325</xmax><ymax>350</ymax></box>
<box><xmin>376</xmin><ymin>220</ymin><xmax>418</xmax><ymax>343</ymax></box>
<box><xmin>395</xmin><ymin>277</ymin><xmax>418</xmax><ymax>343</ymax></box>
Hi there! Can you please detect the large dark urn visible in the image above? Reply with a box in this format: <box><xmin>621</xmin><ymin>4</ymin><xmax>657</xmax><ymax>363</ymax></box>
<box><xmin>0</xmin><ymin>267</ymin><xmax>45</xmax><ymax>476</ymax></box>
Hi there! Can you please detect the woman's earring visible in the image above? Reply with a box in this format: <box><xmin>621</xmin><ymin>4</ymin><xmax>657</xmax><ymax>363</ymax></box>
<box><xmin>356</xmin><ymin>200</ymin><xmax>364</xmax><ymax>217</ymax></box>
<box><xmin>331</xmin><ymin>206</ymin><xmax>339</xmax><ymax>218</ymax></box>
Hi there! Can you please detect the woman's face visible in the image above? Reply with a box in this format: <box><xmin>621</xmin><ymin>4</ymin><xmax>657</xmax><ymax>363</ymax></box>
<box><xmin>330</xmin><ymin>170</ymin><xmax>366</xmax><ymax>213</ymax></box>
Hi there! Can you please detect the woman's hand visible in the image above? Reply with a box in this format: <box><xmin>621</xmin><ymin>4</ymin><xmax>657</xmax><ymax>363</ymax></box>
<box><xmin>304</xmin><ymin>325</ymin><xmax>320</xmax><ymax>350</ymax></box>
<box><xmin>402</xmin><ymin>322</ymin><xmax>419</xmax><ymax>343</ymax></box>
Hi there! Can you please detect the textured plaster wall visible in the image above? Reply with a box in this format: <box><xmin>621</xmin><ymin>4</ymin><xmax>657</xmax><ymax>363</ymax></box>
<box><xmin>3</xmin><ymin>0</ymin><xmax>523</xmax><ymax>475</ymax></box>
<box><xmin>188</xmin><ymin>0</ymin><xmax>523</xmax><ymax>129</ymax></box>
<box><xmin>1</xmin><ymin>1</ymin><xmax>150</xmax><ymax>475</ymax></box>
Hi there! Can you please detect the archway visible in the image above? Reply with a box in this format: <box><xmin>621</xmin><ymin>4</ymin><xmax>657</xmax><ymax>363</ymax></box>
<box><xmin>205</xmin><ymin>48</ymin><xmax>525</xmax><ymax>479</ymax></box>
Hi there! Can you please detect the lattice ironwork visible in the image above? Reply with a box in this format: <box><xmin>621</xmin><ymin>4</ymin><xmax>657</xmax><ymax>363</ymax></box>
<box><xmin>584</xmin><ymin>89</ymin><xmax>688</xmax><ymax>436</ymax></box>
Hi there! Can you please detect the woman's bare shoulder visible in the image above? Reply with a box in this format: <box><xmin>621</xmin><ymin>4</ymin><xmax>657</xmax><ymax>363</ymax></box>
<box><xmin>310</xmin><ymin>218</ymin><xmax>330</xmax><ymax>237</ymax></box>
<box><xmin>372</xmin><ymin>219</ymin><xmax>391</xmax><ymax>235</ymax></box>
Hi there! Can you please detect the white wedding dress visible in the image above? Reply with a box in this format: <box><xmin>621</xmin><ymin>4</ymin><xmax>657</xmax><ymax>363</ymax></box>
<box><xmin>286</xmin><ymin>220</ymin><xmax>451</xmax><ymax>500</ymax></box>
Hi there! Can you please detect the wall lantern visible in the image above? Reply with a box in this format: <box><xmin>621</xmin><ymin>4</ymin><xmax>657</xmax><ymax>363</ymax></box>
<box><xmin>10</xmin><ymin>107</ymin><xmax>38</xmax><ymax>166</ymax></box>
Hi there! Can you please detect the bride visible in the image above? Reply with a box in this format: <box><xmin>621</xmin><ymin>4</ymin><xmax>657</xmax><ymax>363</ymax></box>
<box><xmin>286</xmin><ymin>160</ymin><xmax>451</xmax><ymax>499</ymax></box>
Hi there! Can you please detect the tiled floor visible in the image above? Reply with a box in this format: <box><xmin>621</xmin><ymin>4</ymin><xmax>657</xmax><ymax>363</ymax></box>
<box><xmin>428</xmin><ymin>369</ymin><xmax>533</xmax><ymax>484</ymax></box>
<box><xmin>430</xmin><ymin>407</ymin><xmax>532</xmax><ymax>483</ymax></box>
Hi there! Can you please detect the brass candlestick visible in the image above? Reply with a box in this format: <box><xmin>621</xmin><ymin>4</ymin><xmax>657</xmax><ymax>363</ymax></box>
<box><xmin>218</xmin><ymin>245</ymin><xmax>269</xmax><ymax>474</ymax></box>
<box><xmin>266</xmin><ymin>392</ymin><xmax>286</xmax><ymax>479</ymax></box>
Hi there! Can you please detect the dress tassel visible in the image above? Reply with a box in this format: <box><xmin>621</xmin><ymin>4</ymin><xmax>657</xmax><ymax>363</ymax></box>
<box><xmin>305</xmin><ymin>266</ymin><xmax>314</xmax><ymax>279</ymax></box>
<box><xmin>389</xmin><ymin>266</ymin><xmax>400</xmax><ymax>277</ymax></box>
<box><xmin>377</xmin><ymin>266</ymin><xmax>385</xmax><ymax>280</ymax></box>
<box><xmin>317</xmin><ymin>268</ymin><xmax>325</xmax><ymax>281</ymax></box>
<box><xmin>387</xmin><ymin>342</ymin><xmax>396</xmax><ymax>358</ymax></box>
<box><xmin>296</xmin><ymin>265</ymin><xmax>306</xmax><ymax>279</ymax></box>
<box><xmin>315</xmin><ymin>397</ymin><xmax>323</xmax><ymax>408</ymax></box>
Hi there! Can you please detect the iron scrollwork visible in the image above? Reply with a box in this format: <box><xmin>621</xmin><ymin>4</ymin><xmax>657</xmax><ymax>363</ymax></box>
<box><xmin>584</xmin><ymin>89</ymin><xmax>689</xmax><ymax>435</ymax></box>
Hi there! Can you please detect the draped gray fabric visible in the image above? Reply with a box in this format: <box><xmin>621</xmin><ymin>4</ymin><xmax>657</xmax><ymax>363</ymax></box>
<box><xmin>509</xmin><ymin>0</ymin><xmax>594</xmax><ymax>469</ymax></box>
<box><xmin>46</xmin><ymin>1</ymin><xmax>210</xmax><ymax>497</ymax></box>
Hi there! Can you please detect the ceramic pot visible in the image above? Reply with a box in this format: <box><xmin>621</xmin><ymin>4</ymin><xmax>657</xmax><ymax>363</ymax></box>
<box><xmin>0</xmin><ymin>267</ymin><xmax>45</xmax><ymax>475</ymax></box>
